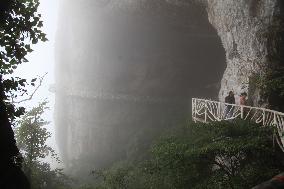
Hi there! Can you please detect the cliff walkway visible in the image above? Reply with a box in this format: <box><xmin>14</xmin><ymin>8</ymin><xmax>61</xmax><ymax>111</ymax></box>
<box><xmin>192</xmin><ymin>98</ymin><xmax>284</xmax><ymax>151</ymax></box>
<box><xmin>59</xmin><ymin>87</ymin><xmax>189</xmax><ymax>104</ymax></box>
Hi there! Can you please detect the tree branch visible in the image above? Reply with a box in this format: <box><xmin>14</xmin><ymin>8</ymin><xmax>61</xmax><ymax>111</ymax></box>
<box><xmin>12</xmin><ymin>72</ymin><xmax>47</xmax><ymax>104</ymax></box>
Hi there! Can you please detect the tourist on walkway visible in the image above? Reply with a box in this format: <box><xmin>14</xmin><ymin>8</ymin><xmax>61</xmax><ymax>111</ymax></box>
<box><xmin>225</xmin><ymin>91</ymin><xmax>235</xmax><ymax>119</ymax></box>
<box><xmin>239</xmin><ymin>92</ymin><xmax>247</xmax><ymax>105</ymax></box>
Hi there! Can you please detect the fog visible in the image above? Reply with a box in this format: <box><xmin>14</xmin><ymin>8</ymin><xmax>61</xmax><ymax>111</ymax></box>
<box><xmin>11</xmin><ymin>0</ymin><xmax>59</xmax><ymax>167</ymax></box>
<box><xmin>54</xmin><ymin>0</ymin><xmax>226</xmax><ymax>177</ymax></box>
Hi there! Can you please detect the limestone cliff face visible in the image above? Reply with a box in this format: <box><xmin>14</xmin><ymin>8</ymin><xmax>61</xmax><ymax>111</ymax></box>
<box><xmin>55</xmin><ymin>0</ymin><xmax>283</xmax><ymax>175</ymax></box>
<box><xmin>205</xmin><ymin>0</ymin><xmax>282</xmax><ymax>105</ymax></box>
<box><xmin>167</xmin><ymin>0</ymin><xmax>283</xmax><ymax>103</ymax></box>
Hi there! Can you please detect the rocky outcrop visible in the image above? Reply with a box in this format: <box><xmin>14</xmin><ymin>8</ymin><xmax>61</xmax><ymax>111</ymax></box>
<box><xmin>205</xmin><ymin>0</ymin><xmax>283</xmax><ymax>105</ymax></box>
<box><xmin>55</xmin><ymin>0</ymin><xmax>283</xmax><ymax>176</ymax></box>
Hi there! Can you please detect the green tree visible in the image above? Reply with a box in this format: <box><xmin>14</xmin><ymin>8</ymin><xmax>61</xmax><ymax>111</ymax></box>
<box><xmin>148</xmin><ymin>120</ymin><xmax>284</xmax><ymax>188</ymax></box>
<box><xmin>16</xmin><ymin>101</ymin><xmax>71</xmax><ymax>189</ymax></box>
<box><xmin>94</xmin><ymin>120</ymin><xmax>284</xmax><ymax>189</ymax></box>
<box><xmin>1</xmin><ymin>0</ymin><xmax>47</xmax><ymax>119</ymax></box>
<box><xmin>0</xmin><ymin>2</ymin><xmax>47</xmax><ymax>186</ymax></box>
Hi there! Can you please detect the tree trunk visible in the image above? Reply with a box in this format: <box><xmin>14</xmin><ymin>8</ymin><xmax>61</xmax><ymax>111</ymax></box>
<box><xmin>0</xmin><ymin>75</ymin><xmax>30</xmax><ymax>189</ymax></box>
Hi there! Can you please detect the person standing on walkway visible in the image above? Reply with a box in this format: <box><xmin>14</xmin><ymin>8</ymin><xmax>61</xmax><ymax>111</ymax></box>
<box><xmin>225</xmin><ymin>91</ymin><xmax>235</xmax><ymax>119</ymax></box>
<box><xmin>239</xmin><ymin>92</ymin><xmax>247</xmax><ymax>105</ymax></box>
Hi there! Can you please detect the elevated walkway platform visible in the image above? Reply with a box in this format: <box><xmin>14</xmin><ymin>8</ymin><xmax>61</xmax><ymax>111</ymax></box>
<box><xmin>192</xmin><ymin>98</ymin><xmax>284</xmax><ymax>151</ymax></box>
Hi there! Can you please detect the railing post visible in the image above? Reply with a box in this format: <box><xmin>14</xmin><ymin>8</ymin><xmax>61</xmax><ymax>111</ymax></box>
<box><xmin>241</xmin><ymin>106</ymin><xmax>244</xmax><ymax>119</ymax></box>
<box><xmin>274</xmin><ymin>112</ymin><xmax>277</xmax><ymax>126</ymax></box>
<box><xmin>263</xmin><ymin>110</ymin><xmax>266</xmax><ymax>126</ymax></box>
<box><xmin>192</xmin><ymin>98</ymin><xmax>195</xmax><ymax>121</ymax></box>
<box><xmin>204</xmin><ymin>100</ymin><xmax>207</xmax><ymax>123</ymax></box>
<box><xmin>217</xmin><ymin>102</ymin><xmax>221</xmax><ymax>121</ymax></box>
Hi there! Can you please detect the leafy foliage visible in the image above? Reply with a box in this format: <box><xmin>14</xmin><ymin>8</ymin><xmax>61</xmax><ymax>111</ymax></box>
<box><xmin>251</xmin><ymin>66</ymin><xmax>284</xmax><ymax>110</ymax></box>
<box><xmin>26</xmin><ymin>162</ymin><xmax>72</xmax><ymax>189</ymax></box>
<box><xmin>15</xmin><ymin>101</ymin><xmax>72</xmax><ymax>189</ymax></box>
<box><xmin>251</xmin><ymin>14</ymin><xmax>284</xmax><ymax>110</ymax></box>
<box><xmin>93</xmin><ymin>120</ymin><xmax>284</xmax><ymax>189</ymax></box>
<box><xmin>0</xmin><ymin>0</ymin><xmax>47</xmax><ymax>119</ymax></box>
<box><xmin>16</xmin><ymin>101</ymin><xmax>54</xmax><ymax>161</ymax></box>
<box><xmin>258</xmin><ymin>67</ymin><xmax>284</xmax><ymax>97</ymax></box>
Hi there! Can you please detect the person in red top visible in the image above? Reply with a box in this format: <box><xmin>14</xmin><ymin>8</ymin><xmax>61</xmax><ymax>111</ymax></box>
<box><xmin>239</xmin><ymin>92</ymin><xmax>247</xmax><ymax>105</ymax></box>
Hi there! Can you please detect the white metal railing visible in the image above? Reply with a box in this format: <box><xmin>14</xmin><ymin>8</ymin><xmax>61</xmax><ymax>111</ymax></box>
<box><xmin>192</xmin><ymin>98</ymin><xmax>284</xmax><ymax>151</ymax></box>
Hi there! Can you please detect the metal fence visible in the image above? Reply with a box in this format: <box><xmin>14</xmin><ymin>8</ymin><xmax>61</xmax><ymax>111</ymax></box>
<box><xmin>192</xmin><ymin>98</ymin><xmax>284</xmax><ymax>151</ymax></box>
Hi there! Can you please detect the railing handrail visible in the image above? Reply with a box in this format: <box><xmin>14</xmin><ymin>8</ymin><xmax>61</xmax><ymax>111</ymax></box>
<box><xmin>192</xmin><ymin>98</ymin><xmax>284</xmax><ymax>151</ymax></box>
<box><xmin>192</xmin><ymin>98</ymin><xmax>284</xmax><ymax>116</ymax></box>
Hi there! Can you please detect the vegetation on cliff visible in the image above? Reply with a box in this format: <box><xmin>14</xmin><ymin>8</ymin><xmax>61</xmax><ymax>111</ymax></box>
<box><xmin>89</xmin><ymin>120</ymin><xmax>284</xmax><ymax>189</ymax></box>
<box><xmin>15</xmin><ymin>101</ymin><xmax>72</xmax><ymax>189</ymax></box>
<box><xmin>250</xmin><ymin>14</ymin><xmax>284</xmax><ymax>111</ymax></box>
<box><xmin>13</xmin><ymin>111</ymin><xmax>284</xmax><ymax>189</ymax></box>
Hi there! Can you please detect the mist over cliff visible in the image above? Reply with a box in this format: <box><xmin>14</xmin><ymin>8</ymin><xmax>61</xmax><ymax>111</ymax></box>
<box><xmin>55</xmin><ymin>0</ymin><xmax>284</xmax><ymax>177</ymax></box>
